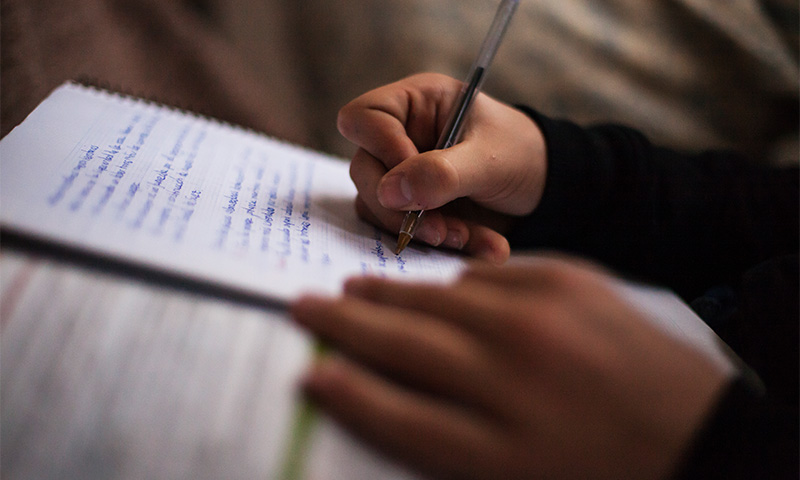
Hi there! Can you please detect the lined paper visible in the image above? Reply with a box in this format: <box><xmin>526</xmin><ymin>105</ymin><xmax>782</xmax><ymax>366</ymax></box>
<box><xmin>0</xmin><ymin>83</ymin><xmax>465</xmax><ymax>304</ymax></box>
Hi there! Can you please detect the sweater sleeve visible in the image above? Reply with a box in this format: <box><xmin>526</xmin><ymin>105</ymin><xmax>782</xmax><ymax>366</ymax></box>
<box><xmin>671</xmin><ymin>376</ymin><xmax>799</xmax><ymax>480</ymax></box>
<box><xmin>507</xmin><ymin>107</ymin><xmax>799</xmax><ymax>300</ymax></box>
<box><xmin>509</xmin><ymin>108</ymin><xmax>799</xmax><ymax>477</ymax></box>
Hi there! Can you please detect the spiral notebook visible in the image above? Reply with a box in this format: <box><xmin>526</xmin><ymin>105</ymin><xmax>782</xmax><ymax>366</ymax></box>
<box><xmin>0</xmin><ymin>82</ymin><xmax>466</xmax><ymax>306</ymax></box>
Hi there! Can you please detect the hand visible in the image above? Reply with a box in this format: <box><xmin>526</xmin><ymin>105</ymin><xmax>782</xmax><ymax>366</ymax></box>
<box><xmin>337</xmin><ymin>73</ymin><xmax>547</xmax><ymax>263</ymax></box>
<box><xmin>291</xmin><ymin>256</ymin><xmax>729</xmax><ymax>480</ymax></box>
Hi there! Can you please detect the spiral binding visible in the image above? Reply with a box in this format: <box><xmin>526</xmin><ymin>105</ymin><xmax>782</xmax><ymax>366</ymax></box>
<box><xmin>70</xmin><ymin>76</ymin><xmax>324</xmax><ymax>159</ymax></box>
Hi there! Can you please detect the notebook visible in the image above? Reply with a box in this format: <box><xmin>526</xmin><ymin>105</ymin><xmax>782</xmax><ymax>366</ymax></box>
<box><xmin>0</xmin><ymin>82</ymin><xmax>466</xmax><ymax>306</ymax></box>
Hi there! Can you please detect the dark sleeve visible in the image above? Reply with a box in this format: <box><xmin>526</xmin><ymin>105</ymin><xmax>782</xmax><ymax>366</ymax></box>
<box><xmin>507</xmin><ymin>107</ymin><xmax>799</xmax><ymax>300</ymax></box>
<box><xmin>672</xmin><ymin>376</ymin><xmax>799</xmax><ymax>480</ymax></box>
<box><xmin>674</xmin><ymin>254</ymin><xmax>799</xmax><ymax>479</ymax></box>
<box><xmin>509</xmin><ymin>108</ymin><xmax>799</xmax><ymax>477</ymax></box>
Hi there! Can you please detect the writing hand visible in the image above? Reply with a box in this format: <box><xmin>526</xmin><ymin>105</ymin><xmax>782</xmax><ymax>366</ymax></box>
<box><xmin>291</xmin><ymin>256</ymin><xmax>729</xmax><ymax>480</ymax></box>
<box><xmin>338</xmin><ymin>73</ymin><xmax>547</xmax><ymax>263</ymax></box>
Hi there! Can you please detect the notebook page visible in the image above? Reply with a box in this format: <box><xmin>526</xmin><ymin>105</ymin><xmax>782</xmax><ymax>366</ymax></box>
<box><xmin>0</xmin><ymin>83</ymin><xmax>466</xmax><ymax>304</ymax></box>
<box><xmin>0</xmin><ymin>250</ymin><xmax>313</xmax><ymax>479</ymax></box>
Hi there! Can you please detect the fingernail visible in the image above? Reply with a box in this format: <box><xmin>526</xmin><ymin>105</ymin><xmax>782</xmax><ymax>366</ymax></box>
<box><xmin>378</xmin><ymin>174</ymin><xmax>412</xmax><ymax>209</ymax></box>
<box><xmin>302</xmin><ymin>356</ymin><xmax>343</xmax><ymax>392</ymax></box>
<box><xmin>444</xmin><ymin>230</ymin><xmax>464</xmax><ymax>250</ymax></box>
<box><xmin>399</xmin><ymin>176</ymin><xmax>413</xmax><ymax>203</ymax></box>
<box><xmin>415</xmin><ymin>222</ymin><xmax>441</xmax><ymax>246</ymax></box>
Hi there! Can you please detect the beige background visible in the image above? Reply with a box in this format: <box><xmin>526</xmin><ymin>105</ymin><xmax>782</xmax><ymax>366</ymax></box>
<box><xmin>3</xmin><ymin>0</ymin><xmax>798</xmax><ymax>164</ymax></box>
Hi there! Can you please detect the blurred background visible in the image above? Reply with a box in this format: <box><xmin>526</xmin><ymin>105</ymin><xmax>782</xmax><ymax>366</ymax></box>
<box><xmin>2</xmin><ymin>0</ymin><xmax>798</xmax><ymax>165</ymax></box>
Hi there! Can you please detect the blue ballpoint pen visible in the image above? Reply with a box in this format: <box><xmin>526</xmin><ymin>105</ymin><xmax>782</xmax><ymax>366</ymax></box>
<box><xmin>395</xmin><ymin>0</ymin><xmax>519</xmax><ymax>254</ymax></box>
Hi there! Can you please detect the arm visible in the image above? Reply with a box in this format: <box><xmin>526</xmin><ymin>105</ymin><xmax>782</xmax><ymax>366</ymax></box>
<box><xmin>509</xmin><ymin>108</ymin><xmax>799</xmax><ymax>299</ymax></box>
<box><xmin>338</xmin><ymin>73</ymin><xmax>798</xmax><ymax>299</ymax></box>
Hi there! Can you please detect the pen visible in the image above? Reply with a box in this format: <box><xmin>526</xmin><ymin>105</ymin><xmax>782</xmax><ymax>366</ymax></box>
<box><xmin>395</xmin><ymin>0</ymin><xmax>519</xmax><ymax>254</ymax></box>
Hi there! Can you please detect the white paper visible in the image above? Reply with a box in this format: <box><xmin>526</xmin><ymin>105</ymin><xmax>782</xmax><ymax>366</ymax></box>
<box><xmin>0</xmin><ymin>83</ymin><xmax>466</xmax><ymax>304</ymax></box>
<box><xmin>613</xmin><ymin>280</ymin><xmax>737</xmax><ymax>376</ymax></box>
<box><xmin>0</xmin><ymin>250</ymin><xmax>313</xmax><ymax>479</ymax></box>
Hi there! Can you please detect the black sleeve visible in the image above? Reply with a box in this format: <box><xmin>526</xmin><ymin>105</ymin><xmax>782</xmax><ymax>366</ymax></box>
<box><xmin>507</xmin><ymin>107</ymin><xmax>799</xmax><ymax>300</ymax></box>
<box><xmin>509</xmin><ymin>108</ymin><xmax>799</xmax><ymax>478</ymax></box>
<box><xmin>674</xmin><ymin>253</ymin><xmax>798</xmax><ymax>479</ymax></box>
<box><xmin>672</xmin><ymin>376</ymin><xmax>799</xmax><ymax>480</ymax></box>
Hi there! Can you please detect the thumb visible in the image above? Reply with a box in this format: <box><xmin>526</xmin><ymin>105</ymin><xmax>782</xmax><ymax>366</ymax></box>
<box><xmin>376</xmin><ymin>145</ymin><xmax>479</xmax><ymax>211</ymax></box>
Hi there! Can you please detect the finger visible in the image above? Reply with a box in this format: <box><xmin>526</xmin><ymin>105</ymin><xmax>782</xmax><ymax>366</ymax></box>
<box><xmin>302</xmin><ymin>355</ymin><xmax>506</xmax><ymax>479</ymax></box>
<box><xmin>376</xmin><ymin>148</ymin><xmax>462</xmax><ymax>211</ymax></box>
<box><xmin>354</xmin><ymin>197</ymin><xmax>447</xmax><ymax>251</ymax></box>
<box><xmin>376</xmin><ymin>132</ymin><xmax>512</xmax><ymax>212</ymax></box>
<box><xmin>337</xmin><ymin>92</ymin><xmax>420</xmax><ymax>169</ymax></box>
<box><xmin>342</xmin><ymin>276</ymin><xmax>518</xmax><ymax>341</ymax></box>
<box><xmin>427</xmin><ymin>214</ymin><xmax>510</xmax><ymax>263</ymax></box>
<box><xmin>341</xmin><ymin>76</ymin><xmax>489</xmax><ymax>212</ymax></box>
<box><xmin>291</xmin><ymin>294</ymin><xmax>492</xmax><ymax>402</ymax></box>
<box><xmin>459</xmin><ymin>221</ymin><xmax>510</xmax><ymax>264</ymax></box>
<box><xmin>349</xmin><ymin>147</ymin><xmax>448</xmax><ymax>247</ymax></box>
<box><xmin>349</xmin><ymin>148</ymin><xmax>404</xmax><ymax>228</ymax></box>
<box><xmin>348</xmin><ymin>136</ymin><xmax>510</xmax><ymax>255</ymax></box>
<box><xmin>348</xmin><ymin>147</ymin><xmax>448</xmax><ymax>247</ymax></box>
<box><xmin>355</xmin><ymin>189</ymin><xmax>510</xmax><ymax>258</ymax></box>
<box><xmin>460</xmin><ymin>254</ymin><xmax>609</xmax><ymax>292</ymax></box>
<box><xmin>337</xmin><ymin>74</ymin><xmax>462</xmax><ymax>167</ymax></box>
<box><xmin>343</xmin><ymin>273</ymin><xmax>582</xmax><ymax>356</ymax></box>
<box><xmin>354</xmin><ymin>195</ymin><xmax>392</xmax><ymax>230</ymax></box>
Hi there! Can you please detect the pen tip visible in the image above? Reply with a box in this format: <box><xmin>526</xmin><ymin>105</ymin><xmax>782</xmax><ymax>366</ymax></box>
<box><xmin>395</xmin><ymin>232</ymin><xmax>412</xmax><ymax>255</ymax></box>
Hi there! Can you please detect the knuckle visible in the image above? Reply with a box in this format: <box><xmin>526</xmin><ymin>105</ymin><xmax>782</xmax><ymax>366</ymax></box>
<box><xmin>336</xmin><ymin>103</ymin><xmax>358</xmax><ymax>138</ymax></box>
<box><xmin>347</xmin><ymin>154</ymin><xmax>364</xmax><ymax>184</ymax></box>
<box><xmin>525</xmin><ymin>256</ymin><xmax>593</xmax><ymax>291</ymax></box>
